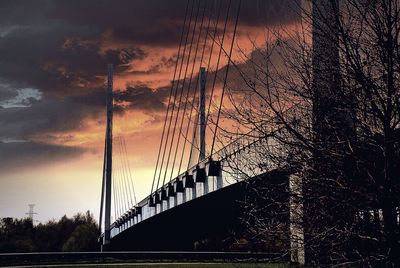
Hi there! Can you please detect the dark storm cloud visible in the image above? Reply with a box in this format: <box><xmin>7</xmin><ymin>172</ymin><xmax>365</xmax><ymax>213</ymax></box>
<box><xmin>0</xmin><ymin>141</ymin><xmax>85</xmax><ymax>173</ymax></box>
<box><xmin>0</xmin><ymin>94</ymin><xmax>102</xmax><ymax>171</ymax></box>
<box><xmin>0</xmin><ymin>26</ymin><xmax>143</xmax><ymax>96</ymax></box>
<box><xmin>38</xmin><ymin>40</ymin><xmax>146</xmax><ymax>96</ymax></box>
<box><xmin>47</xmin><ymin>0</ymin><xmax>188</xmax><ymax>47</ymax></box>
<box><xmin>0</xmin><ymin>90</ymin><xmax>15</xmax><ymax>102</ymax></box>
<box><xmin>0</xmin><ymin>2</ymin><xmax>145</xmax><ymax>98</ymax></box>
<box><xmin>68</xmin><ymin>83</ymin><xmax>170</xmax><ymax>114</ymax></box>
<box><xmin>47</xmin><ymin>0</ymin><xmax>300</xmax><ymax>46</ymax></box>
<box><xmin>0</xmin><ymin>83</ymin><xmax>18</xmax><ymax>102</ymax></box>
<box><xmin>0</xmin><ymin>0</ymin><xmax>300</xmax><ymax>170</ymax></box>
<box><xmin>0</xmin><ymin>97</ymin><xmax>102</xmax><ymax>141</ymax></box>
<box><xmin>0</xmin><ymin>0</ymin><xmax>300</xmax><ymax>99</ymax></box>
<box><xmin>114</xmin><ymin>85</ymin><xmax>170</xmax><ymax>112</ymax></box>
<box><xmin>238</xmin><ymin>0</ymin><xmax>301</xmax><ymax>27</ymax></box>
<box><xmin>0</xmin><ymin>1</ymin><xmax>52</xmax><ymax>25</ymax></box>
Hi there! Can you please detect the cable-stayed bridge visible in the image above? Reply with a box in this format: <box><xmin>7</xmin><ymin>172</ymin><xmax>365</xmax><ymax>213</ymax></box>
<box><xmin>98</xmin><ymin>0</ymin><xmax>303</xmax><ymax>261</ymax></box>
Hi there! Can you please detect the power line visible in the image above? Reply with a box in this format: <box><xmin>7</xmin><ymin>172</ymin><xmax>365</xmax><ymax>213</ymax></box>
<box><xmin>25</xmin><ymin>204</ymin><xmax>37</xmax><ymax>222</ymax></box>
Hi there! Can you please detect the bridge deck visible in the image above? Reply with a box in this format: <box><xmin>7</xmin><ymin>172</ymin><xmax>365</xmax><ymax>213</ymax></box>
<box><xmin>108</xmin><ymin>133</ymin><xmax>276</xmax><ymax>240</ymax></box>
<box><xmin>109</xmin><ymin>180</ymin><xmax>247</xmax><ymax>251</ymax></box>
<box><xmin>107</xmin><ymin>169</ymin><xmax>290</xmax><ymax>252</ymax></box>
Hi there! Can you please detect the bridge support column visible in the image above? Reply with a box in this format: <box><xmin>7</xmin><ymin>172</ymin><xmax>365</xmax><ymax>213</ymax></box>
<box><xmin>216</xmin><ymin>161</ymin><xmax>223</xmax><ymax>190</ymax></box>
<box><xmin>183</xmin><ymin>188</ymin><xmax>188</xmax><ymax>203</ymax></box>
<box><xmin>167</xmin><ymin>197</ymin><xmax>171</xmax><ymax>209</ymax></box>
<box><xmin>196</xmin><ymin>182</ymin><xmax>205</xmax><ymax>197</ymax></box>
<box><xmin>156</xmin><ymin>204</ymin><xmax>161</xmax><ymax>214</ymax></box>
<box><xmin>192</xmin><ymin>184</ymin><xmax>197</xmax><ymax>199</ymax></box>
<box><xmin>289</xmin><ymin>173</ymin><xmax>305</xmax><ymax>265</ymax></box>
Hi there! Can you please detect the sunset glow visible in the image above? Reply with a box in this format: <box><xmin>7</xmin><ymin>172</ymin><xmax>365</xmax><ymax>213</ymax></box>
<box><xmin>0</xmin><ymin>0</ymin><xmax>301</xmax><ymax>222</ymax></box>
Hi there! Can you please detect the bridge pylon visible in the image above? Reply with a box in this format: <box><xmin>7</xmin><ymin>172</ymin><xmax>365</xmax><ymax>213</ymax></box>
<box><xmin>199</xmin><ymin>66</ymin><xmax>206</xmax><ymax>161</ymax></box>
<box><xmin>100</xmin><ymin>64</ymin><xmax>114</xmax><ymax>250</ymax></box>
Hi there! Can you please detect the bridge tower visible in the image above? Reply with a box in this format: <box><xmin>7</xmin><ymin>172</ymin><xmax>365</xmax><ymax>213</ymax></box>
<box><xmin>311</xmin><ymin>0</ymin><xmax>344</xmax><ymax>141</ymax></box>
<box><xmin>187</xmin><ymin>67</ymin><xmax>207</xmax><ymax>200</ymax></box>
<box><xmin>199</xmin><ymin>67</ymin><xmax>206</xmax><ymax>161</ymax></box>
<box><xmin>100</xmin><ymin>64</ymin><xmax>114</xmax><ymax>249</ymax></box>
<box><xmin>290</xmin><ymin>1</ymin><xmax>346</xmax><ymax>265</ymax></box>
<box><xmin>304</xmin><ymin>0</ymin><xmax>354</xmax><ymax>265</ymax></box>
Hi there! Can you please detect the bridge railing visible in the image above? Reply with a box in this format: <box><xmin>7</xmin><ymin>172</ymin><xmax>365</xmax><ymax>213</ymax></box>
<box><xmin>109</xmin><ymin>129</ymin><xmax>283</xmax><ymax>238</ymax></box>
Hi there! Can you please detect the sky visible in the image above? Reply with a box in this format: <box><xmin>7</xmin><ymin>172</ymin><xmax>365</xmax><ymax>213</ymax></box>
<box><xmin>0</xmin><ymin>0</ymin><xmax>301</xmax><ymax>223</ymax></box>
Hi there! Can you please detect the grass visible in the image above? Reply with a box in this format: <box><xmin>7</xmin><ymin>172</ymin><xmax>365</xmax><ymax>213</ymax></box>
<box><xmin>17</xmin><ymin>263</ymin><xmax>289</xmax><ymax>268</ymax></box>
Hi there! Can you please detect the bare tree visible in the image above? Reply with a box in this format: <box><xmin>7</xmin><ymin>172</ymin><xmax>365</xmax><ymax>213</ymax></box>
<box><xmin>220</xmin><ymin>0</ymin><xmax>400</xmax><ymax>266</ymax></box>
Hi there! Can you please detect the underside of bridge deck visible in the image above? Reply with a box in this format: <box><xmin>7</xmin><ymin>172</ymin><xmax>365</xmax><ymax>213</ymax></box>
<box><xmin>107</xmin><ymin>171</ymin><xmax>290</xmax><ymax>252</ymax></box>
<box><xmin>108</xmin><ymin>181</ymin><xmax>246</xmax><ymax>251</ymax></box>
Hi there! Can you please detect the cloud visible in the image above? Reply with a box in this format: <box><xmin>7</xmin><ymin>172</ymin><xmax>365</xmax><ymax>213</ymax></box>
<box><xmin>0</xmin><ymin>88</ymin><xmax>42</xmax><ymax>108</ymax></box>
<box><xmin>114</xmin><ymin>85</ymin><xmax>170</xmax><ymax>112</ymax></box>
<box><xmin>0</xmin><ymin>0</ymin><xmax>301</xmax><ymax>172</ymax></box>
<box><xmin>0</xmin><ymin>0</ymin><xmax>301</xmax><ymax>99</ymax></box>
<box><xmin>0</xmin><ymin>141</ymin><xmax>85</xmax><ymax>173</ymax></box>
<box><xmin>0</xmin><ymin>97</ymin><xmax>102</xmax><ymax>141</ymax></box>
<box><xmin>237</xmin><ymin>0</ymin><xmax>301</xmax><ymax>27</ymax></box>
<box><xmin>46</xmin><ymin>0</ymin><xmax>301</xmax><ymax>44</ymax></box>
<box><xmin>0</xmin><ymin>82</ymin><xmax>18</xmax><ymax>102</ymax></box>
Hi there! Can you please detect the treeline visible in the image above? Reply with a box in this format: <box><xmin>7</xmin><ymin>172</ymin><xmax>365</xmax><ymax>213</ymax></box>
<box><xmin>0</xmin><ymin>211</ymin><xmax>99</xmax><ymax>252</ymax></box>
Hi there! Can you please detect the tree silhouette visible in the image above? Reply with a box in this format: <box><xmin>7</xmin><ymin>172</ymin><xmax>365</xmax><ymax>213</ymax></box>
<box><xmin>222</xmin><ymin>0</ymin><xmax>400</xmax><ymax>266</ymax></box>
<box><xmin>0</xmin><ymin>211</ymin><xmax>99</xmax><ymax>252</ymax></box>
